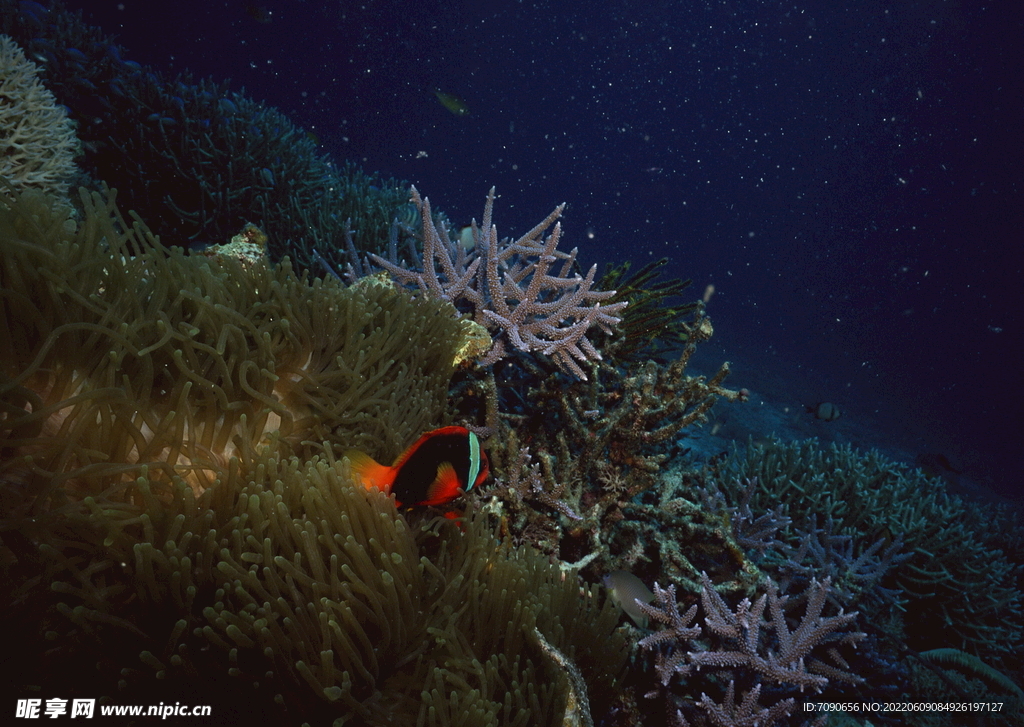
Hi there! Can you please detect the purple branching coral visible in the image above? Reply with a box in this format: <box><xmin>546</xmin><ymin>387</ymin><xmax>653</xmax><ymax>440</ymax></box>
<box><xmin>774</xmin><ymin>516</ymin><xmax>910</xmax><ymax>611</ymax></box>
<box><xmin>633</xmin><ymin>582</ymin><xmax>701</xmax><ymax>685</ymax></box>
<box><xmin>680</xmin><ymin>682</ymin><xmax>797</xmax><ymax>727</ymax></box>
<box><xmin>369</xmin><ymin>187</ymin><xmax>627</xmax><ymax>378</ymax></box>
<box><xmin>638</xmin><ymin>573</ymin><xmax>865</xmax><ymax>727</ymax></box>
<box><xmin>693</xmin><ymin>479</ymin><xmax>908</xmax><ymax>612</ymax></box>
<box><xmin>696</xmin><ymin>478</ymin><xmax>792</xmax><ymax>558</ymax></box>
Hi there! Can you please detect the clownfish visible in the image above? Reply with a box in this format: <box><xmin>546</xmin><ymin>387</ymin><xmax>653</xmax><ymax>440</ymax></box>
<box><xmin>346</xmin><ymin>426</ymin><xmax>489</xmax><ymax>508</ymax></box>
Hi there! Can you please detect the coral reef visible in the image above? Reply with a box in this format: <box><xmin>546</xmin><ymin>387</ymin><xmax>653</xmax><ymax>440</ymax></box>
<box><xmin>708</xmin><ymin>438</ymin><xmax>1024</xmax><ymax>674</ymax></box>
<box><xmin>637</xmin><ymin>573</ymin><xmax>864</xmax><ymax>726</ymax></box>
<box><xmin>770</xmin><ymin>514</ymin><xmax>910</xmax><ymax>612</ymax></box>
<box><xmin>0</xmin><ymin>34</ymin><xmax>77</xmax><ymax>203</ymax></box>
<box><xmin>5</xmin><ymin>6</ymin><xmax>1019</xmax><ymax>727</ymax></box>
<box><xmin>371</xmin><ymin>187</ymin><xmax>628</xmax><ymax>378</ymax></box>
<box><xmin>0</xmin><ymin>1</ymin><xmax>411</xmax><ymax>263</ymax></box>
<box><xmin>456</xmin><ymin>301</ymin><xmax>743</xmax><ymax>583</ymax></box>
<box><xmin>502</xmin><ymin>433</ymin><xmax>1020</xmax><ymax>726</ymax></box>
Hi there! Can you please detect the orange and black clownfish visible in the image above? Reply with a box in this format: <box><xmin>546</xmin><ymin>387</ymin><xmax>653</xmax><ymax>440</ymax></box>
<box><xmin>345</xmin><ymin>426</ymin><xmax>489</xmax><ymax>508</ymax></box>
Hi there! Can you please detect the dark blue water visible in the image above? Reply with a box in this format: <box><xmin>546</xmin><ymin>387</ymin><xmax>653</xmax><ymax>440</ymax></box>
<box><xmin>64</xmin><ymin>0</ymin><xmax>1023</xmax><ymax>504</ymax></box>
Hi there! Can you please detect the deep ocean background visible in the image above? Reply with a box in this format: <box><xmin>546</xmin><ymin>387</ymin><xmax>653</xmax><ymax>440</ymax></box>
<box><xmin>62</xmin><ymin>0</ymin><xmax>1022</xmax><ymax>507</ymax></box>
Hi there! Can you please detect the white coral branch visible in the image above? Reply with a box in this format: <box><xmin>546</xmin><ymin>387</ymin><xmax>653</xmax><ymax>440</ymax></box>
<box><xmin>369</xmin><ymin>187</ymin><xmax>626</xmax><ymax>378</ymax></box>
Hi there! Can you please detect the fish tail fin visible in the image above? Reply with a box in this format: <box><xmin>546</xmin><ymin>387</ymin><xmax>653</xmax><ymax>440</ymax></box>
<box><xmin>422</xmin><ymin>461</ymin><xmax>464</xmax><ymax>507</ymax></box>
<box><xmin>344</xmin><ymin>449</ymin><xmax>395</xmax><ymax>493</ymax></box>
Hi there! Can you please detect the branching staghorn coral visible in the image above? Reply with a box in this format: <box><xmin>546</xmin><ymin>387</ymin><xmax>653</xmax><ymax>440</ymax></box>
<box><xmin>691</xmin><ymin>477</ymin><xmax>908</xmax><ymax>613</ymax></box>
<box><xmin>693</xmin><ymin>478</ymin><xmax>792</xmax><ymax>559</ymax></box>
<box><xmin>459</xmin><ymin>303</ymin><xmax>744</xmax><ymax>581</ymax></box>
<box><xmin>772</xmin><ymin>515</ymin><xmax>910</xmax><ymax>612</ymax></box>
<box><xmin>711</xmin><ymin>438</ymin><xmax>1024</xmax><ymax>674</ymax></box>
<box><xmin>598</xmin><ymin>470</ymin><xmax>765</xmax><ymax>601</ymax></box>
<box><xmin>491</xmin><ymin>430</ymin><xmax>581</xmax><ymax>536</ymax></box>
<box><xmin>371</xmin><ymin>187</ymin><xmax>628</xmax><ymax>378</ymax></box>
<box><xmin>637</xmin><ymin>573</ymin><xmax>865</xmax><ymax>727</ymax></box>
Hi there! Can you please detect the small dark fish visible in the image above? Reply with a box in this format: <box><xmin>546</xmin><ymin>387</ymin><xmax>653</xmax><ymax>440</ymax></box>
<box><xmin>347</xmin><ymin>426</ymin><xmax>489</xmax><ymax>508</ymax></box>
<box><xmin>807</xmin><ymin>401</ymin><xmax>841</xmax><ymax>421</ymax></box>
<box><xmin>245</xmin><ymin>5</ymin><xmax>273</xmax><ymax>24</ymax></box>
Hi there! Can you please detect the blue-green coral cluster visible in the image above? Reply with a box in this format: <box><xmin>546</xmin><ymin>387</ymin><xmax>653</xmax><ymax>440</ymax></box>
<box><xmin>0</xmin><ymin>0</ymin><xmax>410</xmax><ymax>271</ymax></box>
<box><xmin>713</xmin><ymin>438</ymin><xmax>1023</xmax><ymax>663</ymax></box>
<box><xmin>686</xmin><ymin>439</ymin><xmax>1024</xmax><ymax>723</ymax></box>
